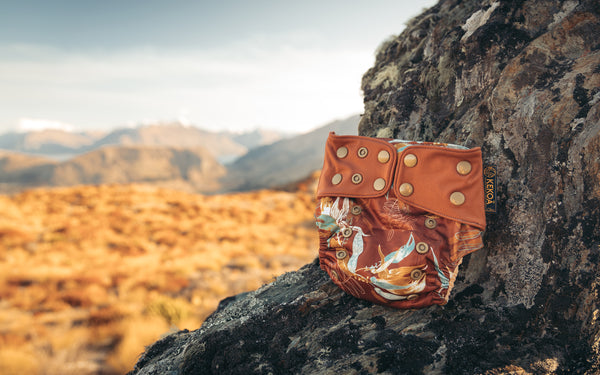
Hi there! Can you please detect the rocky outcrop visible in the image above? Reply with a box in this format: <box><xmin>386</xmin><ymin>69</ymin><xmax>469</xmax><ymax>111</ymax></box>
<box><xmin>129</xmin><ymin>0</ymin><xmax>600</xmax><ymax>373</ymax></box>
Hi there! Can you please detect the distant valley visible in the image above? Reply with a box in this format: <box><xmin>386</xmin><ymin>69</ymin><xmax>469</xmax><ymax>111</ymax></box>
<box><xmin>0</xmin><ymin>115</ymin><xmax>359</xmax><ymax>194</ymax></box>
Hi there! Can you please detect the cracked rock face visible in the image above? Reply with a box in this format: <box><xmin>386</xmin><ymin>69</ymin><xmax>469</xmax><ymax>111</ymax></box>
<box><xmin>130</xmin><ymin>0</ymin><xmax>600</xmax><ymax>373</ymax></box>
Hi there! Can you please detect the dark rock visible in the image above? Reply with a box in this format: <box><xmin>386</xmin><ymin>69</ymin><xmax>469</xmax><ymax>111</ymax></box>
<box><xmin>130</xmin><ymin>0</ymin><xmax>600</xmax><ymax>373</ymax></box>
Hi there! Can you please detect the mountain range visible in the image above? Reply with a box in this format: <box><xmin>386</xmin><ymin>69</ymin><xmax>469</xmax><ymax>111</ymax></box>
<box><xmin>222</xmin><ymin>116</ymin><xmax>358</xmax><ymax>192</ymax></box>
<box><xmin>0</xmin><ymin>123</ymin><xmax>287</xmax><ymax>163</ymax></box>
<box><xmin>0</xmin><ymin>115</ymin><xmax>359</xmax><ymax>194</ymax></box>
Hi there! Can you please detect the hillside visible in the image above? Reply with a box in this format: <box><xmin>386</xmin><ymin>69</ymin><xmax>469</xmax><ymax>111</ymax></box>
<box><xmin>0</xmin><ymin>123</ymin><xmax>286</xmax><ymax>164</ymax></box>
<box><xmin>230</xmin><ymin>128</ymin><xmax>288</xmax><ymax>150</ymax></box>
<box><xmin>88</xmin><ymin>123</ymin><xmax>248</xmax><ymax>163</ymax></box>
<box><xmin>222</xmin><ymin>115</ymin><xmax>359</xmax><ymax>191</ymax></box>
<box><xmin>0</xmin><ymin>151</ymin><xmax>56</xmax><ymax>193</ymax></box>
<box><xmin>0</xmin><ymin>117</ymin><xmax>359</xmax><ymax>194</ymax></box>
<box><xmin>51</xmin><ymin>145</ymin><xmax>226</xmax><ymax>193</ymax></box>
<box><xmin>0</xmin><ymin>129</ymin><xmax>103</xmax><ymax>156</ymax></box>
<box><xmin>0</xmin><ymin>183</ymin><xmax>318</xmax><ymax>374</ymax></box>
<box><xmin>0</xmin><ymin>145</ymin><xmax>226</xmax><ymax>194</ymax></box>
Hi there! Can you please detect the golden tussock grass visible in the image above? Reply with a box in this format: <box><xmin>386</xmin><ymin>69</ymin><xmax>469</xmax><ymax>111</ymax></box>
<box><xmin>0</xmin><ymin>183</ymin><xmax>318</xmax><ymax>374</ymax></box>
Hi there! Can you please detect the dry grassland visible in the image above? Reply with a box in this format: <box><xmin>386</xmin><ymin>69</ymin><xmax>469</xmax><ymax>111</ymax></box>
<box><xmin>0</xmin><ymin>183</ymin><xmax>318</xmax><ymax>374</ymax></box>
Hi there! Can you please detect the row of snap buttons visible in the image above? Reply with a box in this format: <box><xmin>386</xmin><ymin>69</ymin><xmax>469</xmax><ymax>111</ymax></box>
<box><xmin>334</xmin><ymin>248</ymin><xmax>425</xmax><ymax>275</ymax></box>
<box><xmin>333</xmin><ymin>237</ymin><xmax>428</xmax><ymax>302</ymax></box>
<box><xmin>332</xmin><ymin>146</ymin><xmax>472</xmax><ymax>207</ymax></box>
<box><xmin>337</xmin><ymin>219</ymin><xmax>433</xmax><ymax>249</ymax></box>
<box><xmin>336</xmin><ymin>146</ymin><xmax>373</xmax><ymax>159</ymax></box>
<box><xmin>402</xmin><ymin>154</ymin><xmax>472</xmax><ymax>176</ymax></box>
<box><xmin>400</xmin><ymin>153</ymin><xmax>472</xmax><ymax>206</ymax></box>
<box><xmin>332</xmin><ymin>146</ymin><xmax>391</xmax><ymax>191</ymax></box>
<box><xmin>337</xmin><ymin>146</ymin><xmax>391</xmax><ymax>162</ymax></box>
<box><xmin>409</xmin><ymin>232</ymin><xmax>430</xmax><ymax>301</ymax></box>
<box><xmin>336</xmin><ymin>239</ymin><xmax>429</xmax><ymax>255</ymax></box>
<box><xmin>331</xmin><ymin>173</ymin><xmax>387</xmax><ymax>191</ymax></box>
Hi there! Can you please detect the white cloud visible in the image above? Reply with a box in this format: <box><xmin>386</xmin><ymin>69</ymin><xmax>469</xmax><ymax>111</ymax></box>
<box><xmin>17</xmin><ymin>118</ymin><xmax>75</xmax><ymax>132</ymax></box>
<box><xmin>0</xmin><ymin>38</ymin><xmax>373</xmax><ymax>133</ymax></box>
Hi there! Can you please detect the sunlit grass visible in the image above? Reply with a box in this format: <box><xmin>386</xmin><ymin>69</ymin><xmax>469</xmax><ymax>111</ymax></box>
<box><xmin>0</xmin><ymin>183</ymin><xmax>318</xmax><ymax>374</ymax></box>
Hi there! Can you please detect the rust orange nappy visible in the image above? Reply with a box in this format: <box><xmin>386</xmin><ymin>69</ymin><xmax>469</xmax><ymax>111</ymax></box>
<box><xmin>315</xmin><ymin>132</ymin><xmax>486</xmax><ymax>309</ymax></box>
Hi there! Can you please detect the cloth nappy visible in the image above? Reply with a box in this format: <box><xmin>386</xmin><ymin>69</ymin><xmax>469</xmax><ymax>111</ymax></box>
<box><xmin>315</xmin><ymin>132</ymin><xmax>486</xmax><ymax>308</ymax></box>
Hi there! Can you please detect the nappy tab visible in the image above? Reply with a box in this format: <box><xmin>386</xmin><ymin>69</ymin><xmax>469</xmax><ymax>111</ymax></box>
<box><xmin>317</xmin><ymin>132</ymin><xmax>486</xmax><ymax>230</ymax></box>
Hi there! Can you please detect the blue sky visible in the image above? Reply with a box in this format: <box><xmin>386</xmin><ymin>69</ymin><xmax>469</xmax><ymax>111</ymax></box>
<box><xmin>0</xmin><ymin>1</ymin><xmax>437</xmax><ymax>133</ymax></box>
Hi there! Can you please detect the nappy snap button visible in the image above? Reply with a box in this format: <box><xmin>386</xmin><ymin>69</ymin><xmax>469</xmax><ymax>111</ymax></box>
<box><xmin>457</xmin><ymin>160</ymin><xmax>472</xmax><ymax>175</ymax></box>
<box><xmin>399</xmin><ymin>183</ymin><xmax>414</xmax><ymax>197</ymax></box>
<box><xmin>357</xmin><ymin>147</ymin><xmax>368</xmax><ymax>158</ymax></box>
<box><xmin>331</xmin><ymin>173</ymin><xmax>342</xmax><ymax>185</ymax></box>
<box><xmin>341</xmin><ymin>227</ymin><xmax>353</xmax><ymax>237</ymax></box>
<box><xmin>407</xmin><ymin>294</ymin><xmax>419</xmax><ymax>301</ymax></box>
<box><xmin>377</xmin><ymin>150</ymin><xmax>390</xmax><ymax>163</ymax></box>
<box><xmin>450</xmin><ymin>191</ymin><xmax>465</xmax><ymax>206</ymax></box>
<box><xmin>373</xmin><ymin>178</ymin><xmax>386</xmax><ymax>191</ymax></box>
<box><xmin>336</xmin><ymin>146</ymin><xmax>348</xmax><ymax>159</ymax></box>
<box><xmin>410</xmin><ymin>269</ymin><xmax>423</xmax><ymax>280</ymax></box>
<box><xmin>424</xmin><ymin>217</ymin><xmax>437</xmax><ymax>229</ymax></box>
<box><xmin>351</xmin><ymin>206</ymin><xmax>362</xmax><ymax>215</ymax></box>
<box><xmin>403</xmin><ymin>154</ymin><xmax>418</xmax><ymax>167</ymax></box>
<box><xmin>336</xmin><ymin>250</ymin><xmax>347</xmax><ymax>259</ymax></box>
<box><xmin>352</xmin><ymin>173</ymin><xmax>363</xmax><ymax>184</ymax></box>
<box><xmin>416</xmin><ymin>242</ymin><xmax>429</xmax><ymax>254</ymax></box>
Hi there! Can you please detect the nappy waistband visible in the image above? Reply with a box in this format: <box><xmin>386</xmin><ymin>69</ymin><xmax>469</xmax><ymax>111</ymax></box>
<box><xmin>316</xmin><ymin>132</ymin><xmax>486</xmax><ymax>230</ymax></box>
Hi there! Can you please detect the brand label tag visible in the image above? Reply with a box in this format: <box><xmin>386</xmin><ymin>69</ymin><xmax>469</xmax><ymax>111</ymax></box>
<box><xmin>483</xmin><ymin>165</ymin><xmax>497</xmax><ymax>213</ymax></box>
